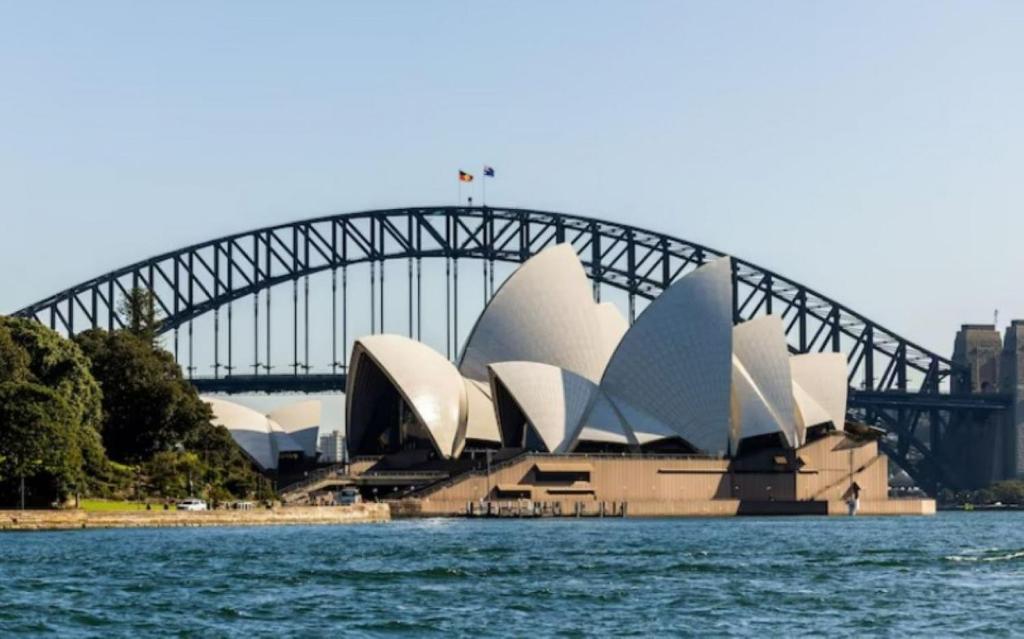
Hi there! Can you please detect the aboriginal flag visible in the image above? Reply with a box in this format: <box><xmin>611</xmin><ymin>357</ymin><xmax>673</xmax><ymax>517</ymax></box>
<box><xmin>459</xmin><ymin>170</ymin><xmax>474</xmax><ymax>182</ymax></box>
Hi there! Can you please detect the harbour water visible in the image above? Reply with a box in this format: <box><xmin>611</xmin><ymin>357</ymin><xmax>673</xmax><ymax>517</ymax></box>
<box><xmin>1</xmin><ymin>512</ymin><xmax>1020</xmax><ymax>637</ymax></box>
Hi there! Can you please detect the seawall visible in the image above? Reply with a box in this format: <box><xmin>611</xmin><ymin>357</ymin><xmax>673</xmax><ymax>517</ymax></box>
<box><xmin>389</xmin><ymin>497</ymin><xmax>935</xmax><ymax>518</ymax></box>
<box><xmin>0</xmin><ymin>503</ymin><xmax>390</xmax><ymax>531</ymax></box>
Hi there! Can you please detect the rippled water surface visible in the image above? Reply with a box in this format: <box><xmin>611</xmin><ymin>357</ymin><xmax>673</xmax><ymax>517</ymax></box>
<box><xmin>1</xmin><ymin>512</ymin><xmax>1022</xmax><ymax>637</ymax></box>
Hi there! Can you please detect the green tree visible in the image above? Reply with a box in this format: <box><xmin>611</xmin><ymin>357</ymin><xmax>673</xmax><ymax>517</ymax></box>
<box><xmin>0</xmin><ymin>317</ymin><xmax>108</xmax><ymax>491</ymax></box>
<box><xmin>75</xmin><ymin>329</ymin><xmax>210</xmax><ymax>462</ymax></box>
<box><xmin>0</xmin><ymin>382</ymin><xmax>82</xmax><ymax>507</ymax></box>
<box><xmin>184</xmin><ymin>420</ymin><xmax>266</xmax><ymax>499</ymax></box>
<box><xmin>0</xmin><ymin>323</ymin><xmax>30</xmax><ymax>383</ymax></box>
<box><xmin>0</xmin><ymin>317</ymin><xmax>103</xmax><ymax>433</ymax></box>
<box><xmin>73</xmin><ymin>320</ymin><xmax>266</xmax><ymax>501</ymax></box>
<box><xmin>144</xmin><ymin>450</ymin><xmax>203</xmax><ymax>499</ymax></box>
<box><xmin>117</xmin><ymin>288</ymin><xmax>162</xmax><ymax>343</ymax></box>
<box><xmin>989</xmin><ymin>480</ymin><xmax>1024</xmax><ymax>505</ymax></box>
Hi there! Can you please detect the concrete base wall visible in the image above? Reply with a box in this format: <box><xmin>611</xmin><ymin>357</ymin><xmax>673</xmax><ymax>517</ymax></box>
<box><xmin>392</xmin><ymin>433</ymin><xmax>933</xmax><ymax>517</ymax></box>
<box><xmin>0</xmin><ymin>503</ymin><xmax>390</xmax><ymax>531</ymax></box>
<box><xmin>390</xmin><ymin>497</ymin><xmax>935</xmax><ymax>518</ymax></box>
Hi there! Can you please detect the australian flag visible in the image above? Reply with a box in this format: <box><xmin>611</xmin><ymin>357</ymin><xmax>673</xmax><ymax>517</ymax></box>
<box><xmin>483</xmin><ymin>166</ymin><xmax>495</xmax><ymax>177</ymax></box>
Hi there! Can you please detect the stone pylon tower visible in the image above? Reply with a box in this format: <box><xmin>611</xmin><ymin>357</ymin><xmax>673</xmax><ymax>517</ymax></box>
<box><xmin>952</xmin><ymin>324</ymin><xmax>1003</xmax><ymax>393</ymax></box>
<box><xmin>950</xmin><ymin>324</ymin><xmax>1012</xmax><ymax>484</ymax></box>
<box><xmin>1001</xmin><ymin>321</ymin><xmax>1024</xmax><ymax>478</ymax></box>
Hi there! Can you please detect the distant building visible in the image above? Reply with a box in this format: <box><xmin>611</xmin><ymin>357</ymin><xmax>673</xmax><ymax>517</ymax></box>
<box><xmin>203</xmin><ymin>398</ymin><xmax>321</xmax><ymax>473</ymax></box>
<box><xmin>319</xmin><ymin>430</ymin><xmax>346</xmax><ymax>463</ymax></box>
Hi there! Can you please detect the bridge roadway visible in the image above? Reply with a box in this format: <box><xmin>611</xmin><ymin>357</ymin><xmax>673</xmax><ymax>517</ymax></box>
<box><xmin>190</xmin><ymin>373</ymin><xmax>1014</xmax><ymax>413</ymax></box>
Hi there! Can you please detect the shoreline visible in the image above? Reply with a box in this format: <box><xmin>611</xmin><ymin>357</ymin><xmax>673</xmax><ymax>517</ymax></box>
<box><xmin>0</xmin><ymin>503</ymin><xmax>390</xmax><ymax>531</ymax></box>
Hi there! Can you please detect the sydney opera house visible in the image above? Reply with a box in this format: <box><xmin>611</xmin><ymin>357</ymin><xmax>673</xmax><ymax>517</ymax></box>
<box><xmin>341</xmin><ymin>245</ymin><xmax>932</xmax><ymax>516</ymax></box>
<box><xmin>202</xmin><ymin>244</ymin><xmax>931</xmax><ymax>515</ymax></box>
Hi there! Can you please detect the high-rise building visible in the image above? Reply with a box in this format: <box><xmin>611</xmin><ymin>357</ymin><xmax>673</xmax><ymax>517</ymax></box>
<box><xmin>319</xmin><ymin>430</ymin><xmax>346</xmax><ymax>463</ymax></box>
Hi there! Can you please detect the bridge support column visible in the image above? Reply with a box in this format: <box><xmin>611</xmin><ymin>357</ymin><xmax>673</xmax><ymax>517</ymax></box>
<box><xmin>1001</xmin><ymin>321</ymin><xmax>1024</xmax><ymax>478</ymax></box>
<box><xmin>951</xmin><ymin>324</ymin><xmax>1008</xmax><ymax>484</ymax></box>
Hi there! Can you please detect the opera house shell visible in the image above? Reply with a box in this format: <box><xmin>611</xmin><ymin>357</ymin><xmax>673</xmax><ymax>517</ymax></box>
<box><xmin>345</xmin><ymin>244</ymin><xmax>850</xmax><ymax>463</ymax></box>
<box><xmin>205</xmin><ymin>398</ymin><xmax>321</xmax><ymax>472</ymax></box>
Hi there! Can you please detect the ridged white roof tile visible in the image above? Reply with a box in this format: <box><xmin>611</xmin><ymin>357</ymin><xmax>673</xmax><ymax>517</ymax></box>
<box><xmin>205</xmin><ymin>397</ymin><xmax>305</xmax><ymax>471</ymax></box>
<box><xmin>347</xmin><ymin>335</ymin><xmax>467</xmax><ymax>458</ymax></box>
<box><xmin>464</xmin><ymin>379</ymin><xmax>502</xmax><ymax>444</ymax></box>
<box><xmin>579</xmin><ymin>391</ymin><xmax>636</xmax><ymax>447</ymax></box>
<box><xmin>459</xmin><ymin>244</ymin><xmax>608</xmax><ymax>383</ymax></box>
<box><xmin>488</xmin><ymin>361</ymin><xmax>597</xmax><ymax>453</ymax></box>
<box><xmin>792</xmin><ymin>380</ymin><xmax>832</xmax><ymax>438</ymax></box>
<box><xmin>268</xmin><ymin>400</ymin><xmax>321</xmax><ymax>458</ymax></box>
<box><xmin>598</xmin><ymin>257</ymin><xmax>734</xmax><ymax>455</ymax></box>
<box><xmin>732</xmin><ymin>316</ymin><xmax>799</xmax><ymax>447</ymax></box>
<box><xmin>789</xmin><ymin>353</ymin><xmax>848</xmax><ymax>433</ymax></box>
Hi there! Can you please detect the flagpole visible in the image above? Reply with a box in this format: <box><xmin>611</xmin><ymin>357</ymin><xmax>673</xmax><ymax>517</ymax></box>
<box><xmin>482</xmin><ymin>167</ymin><xmax>486</xmax><ymax>207</ymax></box>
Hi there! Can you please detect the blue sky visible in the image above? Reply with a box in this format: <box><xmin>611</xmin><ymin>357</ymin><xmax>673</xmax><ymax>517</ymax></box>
<box><xmin>1</xmin><ymin>1</ymin><xmax>1022</xmax><ymax>361</ymax></box>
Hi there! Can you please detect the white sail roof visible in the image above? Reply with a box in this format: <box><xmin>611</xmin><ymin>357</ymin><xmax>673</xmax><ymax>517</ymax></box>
<box><xmin>464</xmin><ymin>379</ymin><xmax>502</xmax><ymax>444</ymax></box>
<box><xmin>594</xmin><ymin>302</ymin><xmax>629</xmax><ymax>369</ymax></box>
<box><xmin>732</xmin><ymin>315</ymin><xmax>799</xmax><ymax>447</ymax></box>
<box><xmin>346</xmin><ymin>335</ymin><xmax>467</xmax><ymax>458</ymax></box>
<box><xmin>205</xmin><ymin>397</ymin><xmax>304</xmax><ymax>471</ymax></box>
<box><xmin>604</xmin><ymin>394</ymin><xmax>681</xmax><ymax>446</ymax></box>
<box><xmin>579</xmin><ymin>391</ymin><xmax>636</xmax><ymax>447</ymax></box>
<box><xmin>792</xmin><ymin>381</ymin><xmax>833</xmax><ymax>438</ymax></box>
<box><xmin>488</xmin><ymin>361</ymin><xmax>598</xmax><ymax>453</ymax></box>
<box><xmin>268</xmin><ymin>400</ymin><xmax>321</xmax><ymax>459</ymax></box>
<box><xmin>789</xmin><ymin>352</ymin><xmax>848</xmax><ymax>432</ymax></box>
<box><xmin>732</xmin><ymin>356</ymin><xmax>790</xmax><ymax>448</ymax></box>
<box><xmin>599</xmin><ymin>257</ymin><xmax>734</xmax><ymax>455</ymax></box>
<box><xmin>459</xmin><ymin>244</ymin><xmax>609</xmax><ymax>383</ymax></box>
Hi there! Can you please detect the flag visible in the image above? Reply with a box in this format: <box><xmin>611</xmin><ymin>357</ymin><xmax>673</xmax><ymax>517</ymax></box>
<box><xmin>459</xmin><ymin>170</ymin><xmax>474</xmax><ymax>182</ymax></box>
<box><xmin>483</xmin><ymin>166</ymin><xmax>495</xmax><ymax>177</ymax></box>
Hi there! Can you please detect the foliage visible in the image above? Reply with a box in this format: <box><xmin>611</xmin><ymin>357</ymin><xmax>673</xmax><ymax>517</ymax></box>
<box><xmin>0</xmin><ymin>310</ymin><xmax>266</xmax><ymax>506</ymax></box>
<box><xmin>142</xmin><ymin>432</ymin><xmax>271</xmax><ymax>502</ymax></box>
<box><xmin>944</xmin><ymin>480</ymin><xmax>1024</xmax><ymax>506</ymax></box>
<box><xmin>0</xmin><ymin>317</ymin><xmax>109</xmax><ymax>501</ymax></box>
<box><xmin>0</xmin><ymin>316</ymin><xmax>104</xmax><ymax>435</ymax></box>
<box><xmin>75</xmin><ymin>329</ymin><xmax>212</xmax><ymax>462</ymax></box>
<box><xmin>75</xmin><ymin>324</ymin><xmax>268</xmax><ymax>500</ymax></box>
<box><xmin>0</xmin><ymin>382</ymin><xmax>82</xmax><ymax>506</ymax></box>
<box><xmin>143</xmin><ymin>450</ymin><xmax>204</xmax><ymax>499</ymax></box>
<box><xmin>0</xmin><ymin>323</ymin><xmax>30</xmax><ymax>383</ymax></box>
<box><xmin>117</xmin><ymin>288</ymin><xmax>162</xmax><ymax>343</ymax></box>
<box><xmin>184</xmin><ymin>420</ymin><xmax>273</xmax><ymax>500</ymax></box>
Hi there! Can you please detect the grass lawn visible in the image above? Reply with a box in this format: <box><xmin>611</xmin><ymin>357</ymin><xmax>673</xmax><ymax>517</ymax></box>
<box><xmin>79</xmin><ymin>499</ymin><xmax>175</xmax><ymax>512</ymax></box>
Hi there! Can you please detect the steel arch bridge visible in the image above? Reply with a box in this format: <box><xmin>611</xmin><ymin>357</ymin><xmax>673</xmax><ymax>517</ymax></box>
<box><xmin>11</xmin><ymin>206</ymin><xmax>1012</xmax><ymax>494</ymax></box>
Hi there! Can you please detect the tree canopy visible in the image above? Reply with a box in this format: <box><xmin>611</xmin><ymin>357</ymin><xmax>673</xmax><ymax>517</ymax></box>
<box><xmin>0</xmin><ymin>324</ymin><xmax>30</xmax><ymax>383</ymax></box>
<box><xmin>75</xmin><ymin>329</ymin><xmax>214</xmax><ymax>462</ymax></box>
<box><xmin>0</xmin><ymin>382</ymin><xmax>83</xmax><ymax>505</ymax></box>
<box><xmin>117</xmin><ymin>288</ymin><xmax>162</xmax><ymax>343</ymax></box>
<box><xmin>0</xmin><ymin>316</ymin><xmax>103</xmax><ymax>434</ymax></box>
<box><xmin>0</xmin><ymin>304</ymin><xmax>268</xmax><ymax>507</ymax></box>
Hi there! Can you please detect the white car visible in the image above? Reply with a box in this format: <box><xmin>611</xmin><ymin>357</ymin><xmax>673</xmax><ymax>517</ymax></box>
<box><xmin>177</xmin><ymin>499</ymin><xmax>208</xmax><ymax>511</ymax></box>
